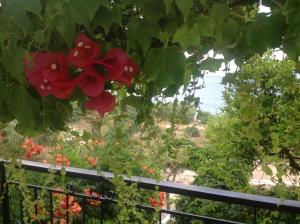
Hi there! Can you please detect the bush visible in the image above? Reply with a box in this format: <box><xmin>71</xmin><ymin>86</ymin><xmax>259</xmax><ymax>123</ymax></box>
<box><xmin>184</xmin><ymin>126</ymin><xmax>200</xmax><ymax>137</ymax></box>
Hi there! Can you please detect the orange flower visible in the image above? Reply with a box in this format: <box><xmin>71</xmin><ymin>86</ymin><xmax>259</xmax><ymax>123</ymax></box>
<box><xmin>70</xmin><ymin>202</ymin><xmax>81</xmax><ymax>215</ymax></box>
<box><xmin>84</xmin><ymin>188</ymin><xmax>101</xmax><ymax>206</ymax></box>
<box><xmin>143</xmin><ymin>165</ymin><xmax>155</xmax><ymax>175</ymax></box>
<box><xmin>21</xmin><ymin>138</ymin><xmax>44</xmax><ymax>160</ymax></box>
<box><xmin>54</xmin><ymin>154</ymin><xmax>71</xmax><ymax>166</ymax></box>
<box><xmin>149</xmin><ymin>192</ymin><xmax>166</xmax><ymax>208</ymax></box>
<box><xmin>85</xmin><ymin>155</ymin><xmax>98</xmax><ymax>167</ymax></box>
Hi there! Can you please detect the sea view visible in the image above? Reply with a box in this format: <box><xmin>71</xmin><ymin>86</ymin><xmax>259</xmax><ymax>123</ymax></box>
<box><xmin>196</xmin><ymin>75</ymin><xmax>225</xmax><ymax>114</ymax></box>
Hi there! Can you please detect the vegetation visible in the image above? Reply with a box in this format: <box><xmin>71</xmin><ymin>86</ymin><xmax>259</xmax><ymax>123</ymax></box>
<box><xmin>171</xmin><ymin>53</ymin><xmax>300</xmax><ymax>223</ymax></box>
<box><xmin>0</xmin><ymin>0</ymin><xmax>300</xmax><ymax>223</ymax></box>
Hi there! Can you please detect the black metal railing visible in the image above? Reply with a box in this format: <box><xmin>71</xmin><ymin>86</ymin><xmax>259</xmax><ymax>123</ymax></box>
<box><xmin>1</xmin><ymin>159</ymin><xmax>300</xmax><ymax>224</ymax></box>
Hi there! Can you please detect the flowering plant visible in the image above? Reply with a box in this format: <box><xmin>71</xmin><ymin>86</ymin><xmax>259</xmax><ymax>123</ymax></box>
<box><xmin>24</xmin><ymin>34</ymin><xmax>140</xmax><ymax>117</ymax></box>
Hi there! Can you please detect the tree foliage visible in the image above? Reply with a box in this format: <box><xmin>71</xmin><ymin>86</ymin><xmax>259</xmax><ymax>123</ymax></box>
<box><xmin>0</xmin><ymin>0</ymin><xmax>300</xmax><ymax>133</ymax></box>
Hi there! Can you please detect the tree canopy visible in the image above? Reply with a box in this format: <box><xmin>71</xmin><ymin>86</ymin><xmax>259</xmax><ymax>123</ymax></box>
<box><xmin>0</xmin><ymin>0</ymin><xmax>299</xmax><ymax>134</ymax></box>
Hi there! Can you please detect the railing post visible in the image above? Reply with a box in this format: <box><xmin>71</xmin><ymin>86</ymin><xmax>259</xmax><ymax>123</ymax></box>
<box><xmin>0</xmin><ymin>161</ymin><xmax>10</xmax><ymax>223</ymax></box>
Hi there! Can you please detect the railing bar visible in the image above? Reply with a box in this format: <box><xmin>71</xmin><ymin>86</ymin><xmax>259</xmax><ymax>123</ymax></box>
<box><xmin>253</xmin><ymin>207</ymin><xmax>257</xmax><ymax>224</ymax></box>
<box><xmin>34</xmin><ymin>188</ymin><xmax>38</xmax><ymax>216</ymax></box>
<box><xmin>20</xmin><ymin>190</ymin><xmax>24</xmax><ymax>224</ymax></box>
<box><xmin>159</xmin><ymin>209</ymin><xmax>245</xmax><ymax>224</ymax></box>
<box><xmin>15</xmin><ymin>159</ymin><xmax>300</xmax><ymax>213</ymax></box>
<box><xmin>82</xmin><ymin>198</ymin><xmax>86</xmax><ymax>224</ymax></box>
<box><xmin>0</xmin><ymin>161</ymin><xmax>10</xmax><ymax>223</ymax></box>
<box><xmin>159</xmin><ymin>210</ymin><xmax>162</xmax><ymax>224</ymax></box>
<box><xmin>49</xmin><ymin>190</ymin><xmax>54</xmax><ymax>224</ymax></box>
<box><xmin>66</xmin><ymin>192</ymin><xmax>69</xmax><ymax>224</ymax></box>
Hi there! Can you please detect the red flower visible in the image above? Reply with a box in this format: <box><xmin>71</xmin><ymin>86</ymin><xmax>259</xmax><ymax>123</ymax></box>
<box><xmin>51</xmin><ymin>78</ymin><xmax>75</xmax><ymax>99</ymax></box>
<box><xmin>85</xmin><ymin>92</ymin><xmax>116</xmax><ymax>116</ymax></box>
<box><xmin>100</xmin><ymin>49</ymin><xmax>140</xmax><ymax>86</ymax></box>
<box><xmin>24</xmin><ymin>52</ymin><xmax>74</xmax><ymax>99</ymax></box>
<box><xmin>68</xmin><ymin>34</ymin><xmax>100</xmax><ymax>69</ymax></box>
<box><xmin>25</xmin><ymin>52</ymin><xmax>68</xmax><ymax>83</ymax></box>
<box><xmin>76</xmin><ymin>71</ymin><xmax>105</xmax><ymax>97</ymax></box>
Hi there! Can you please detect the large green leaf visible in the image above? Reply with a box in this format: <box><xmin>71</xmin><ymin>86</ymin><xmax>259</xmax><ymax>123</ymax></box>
<box><xmin>144</xmin><ymin>46</ymin><xmax>185</xmax><ymax>87</ymax></box>
<box><xmin>92</xmin><ymin>5</ymin><xmax>121</xmax><ymax>33</ymax></box>
<box><xmin>3</xmin><ymin>0</ymin><xmax>42</xmax><ymax>32</ymax></box>
<box><xmin>127</xmin><ymin>18</ymin><xmax>159</xmax><ymax>53</ymax></box>
<box><xmin>199</xmin><ymin>58</ymin><xmax>223</xmax><ymax>72</ymax></box>
<box><xmin>173</xmin><ymin>24</ymin><xmax>200</xmax><ymax>49</ymax></box>
<box><xmin>1</xmin><ymin>48</ymin><xmax>26</xmax><ymax>83</ymax></box>
<box><xmin>8</xmin><ymin>86</ymin><xmax>40</xmax><ymax>127</ymax></box>
<box><xmin>175</xmin><ymin>0</ymin><xmax>193</xmax><ymax>21</ymax></box>
<box><xmin>69</xmin><ymin>0</ymin><xmax>101</xmax><ymax>28</ymax></box>
<box><xmin>164</xmin><ymin>0</ymin><xmax>173</xmax><ymax>14</ymax></box>
<box><xmin>246</xmin><ymin>12</ymin><xmax>286</xmax><ymax>54</ymax></box>
<box><xmin>143</xmin><ymin>0</ymin><xmax>166</xmax><ymax>24</ymax></box>
<box><xmin>283</xmin><ymin>0</ymin><xmax>300</xmax><ymax>59</ymax></box>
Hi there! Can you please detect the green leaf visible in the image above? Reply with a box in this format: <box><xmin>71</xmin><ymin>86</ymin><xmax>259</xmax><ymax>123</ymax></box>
<box><xmin>1</xmin><ymin>48</ymin><xmax>26</xmax><ymax>83</ymax></box>
<box><xmin>143</xmin><ymin>0</ymin><xmax>166</xmax><ymax>24</ymax></box>
<box><xmin>55</xmin><ymin>7</ymin><xmax>76</xmax><ymax>45</ymax></box>
<box><xmin>33</xmin><ymin>30</ymin><xmax>46</xmax><ymax>44</ymax></box>
<box><xmin>199</xmin><ymin>58</ymin><xmax>223</xmax><ymax>72</ymax></box>
<box><xmin>3</xmin><ymin>0</ymin><xmax>41</xmax><ymax>32</ymax></box>
<box><xmin>164</xmin><ymin>0</ymin><xmax>173</xmax><ymax>14</ymax></box>
<box><xmin>92</xmin><ymin>5</ymin><xmax>121</xmax><ymax>33</ymax></box>
<box><xmin>8</xmin><ymin>86</ymin><xmax>40</xmax><ymax>127</ymax></box>
<box><xmin>198</xmin><ymin>15</ymin><xmax>215</xmax><ymax>37</ymax></box>
<box><xmin>173</xmin><ymin>24</ymin><xmax>200</xmax><ymax>49</ymax></box>
<box><xmin>144</xmin><ymin>46</ymin><xmax>185</xmax><ymax>87</ymax></box>
<box><xmin>246</xmin><ymin>12</ymin><xmax>285</xmax><ymax>54</ymax></box>
<box><xmin>175</xmin><ymin>0</ymin><xmax>193</xmax><ymax>21</ymax></box>
<box><xmin>283</xmin><ymin>0</ymin><xmax>300</xmax><ymax>59</ymax></box>
<box><xmin>127</xmin><ymin>18</ymin><xmax>159</xmax><ymax>53</ymax></box>
<box><xmin>70</xmin><ymin>0</ymin><xmax>101</xmax><ymax>23</ymax></box>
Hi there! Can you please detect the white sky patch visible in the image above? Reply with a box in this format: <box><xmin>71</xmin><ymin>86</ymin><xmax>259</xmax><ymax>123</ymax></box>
<box><xmin>259</xmin><ymin>5</ymin><xmax>271</xmax><ymax>13</ymax></box>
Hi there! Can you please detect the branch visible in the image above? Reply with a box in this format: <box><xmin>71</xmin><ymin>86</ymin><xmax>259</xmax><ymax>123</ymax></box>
<box><xmin>282</xmin><ymin>148</ymin><xmax>300</xmax><ymax>171</ymax></box>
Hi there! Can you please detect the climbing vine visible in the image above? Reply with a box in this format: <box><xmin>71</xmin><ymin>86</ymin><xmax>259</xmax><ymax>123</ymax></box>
<box><xmin>0</xmin><ymin>0</ymin><xmax>299</xmax><ymax>134</ymax></box>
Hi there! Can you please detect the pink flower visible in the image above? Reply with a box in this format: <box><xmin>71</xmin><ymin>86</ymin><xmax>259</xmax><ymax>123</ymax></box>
<box><xmin>24</xmin><ymin>52</ymin><xmax>74</xmax><ymax>99</ymax></box>
<box><xmin>100</xmin><ymin>49</ymin><xmax>140</xmax><ymax>86</ymax></box>
<box><xmin>68</xmin><ymin>34</ymin><xmax>100</xmax><ymax>69</ymax></box>
<box><xmin>85</xmin><ymin>92</ymin><xmax>116</xmax><ymax>116</ymax></box>
<box><xmin>51</xmin><ymin>79</ymin><xmax>75</xmax><ymax>99</ymax></box>
<box><xmin>76</xmin><ymin>71</ymin><xmax>105</xmax><ymax>97</ymax></box>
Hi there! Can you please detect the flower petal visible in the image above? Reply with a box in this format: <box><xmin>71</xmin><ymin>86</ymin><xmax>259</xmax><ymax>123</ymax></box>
<box><xmin>76</xmin><ymin>72</ymin><xmax>105</xmax><ymax>97</ymax></box>
<box><xmin>85</xmin><ymin>92</ymin><xmax>116</xmax><ymax>116</ymax></box>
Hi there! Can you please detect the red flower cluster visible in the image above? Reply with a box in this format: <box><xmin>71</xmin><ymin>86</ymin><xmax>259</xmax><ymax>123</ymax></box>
<box><xmin>20</xmin><ymin>138</ymin><xmax>44</xmax><ymax>159</ymax></box>
<box><xmin>84</xmin><ymin>188</ymin><xmax>102</xmax><ymax>206</ymax></box>
<box><xmin>24</xmin><ymin>34</ymin><xmax>140</xmax><ymax>116</ymax></box>
<box><xmin>149</xmin><ymin>192</ymin><xmax>166</xmax><ymax>208</ymax></box>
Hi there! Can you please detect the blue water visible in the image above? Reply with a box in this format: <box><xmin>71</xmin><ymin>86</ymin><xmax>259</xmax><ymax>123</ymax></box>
<box><xmin>196</xmin><ymin>75</ymin><xmax>225</xmax><ymax>114</ymax></box>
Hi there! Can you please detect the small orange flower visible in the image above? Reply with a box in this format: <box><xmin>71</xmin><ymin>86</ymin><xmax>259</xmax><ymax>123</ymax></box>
<box><xmin>85</xmin><ymin>155</ymin><xmax>98</xmax><ymax>167</ymax></box>
<box><xmin>54</xmin><ymin>154</ymin><xmax>71</xmax><ymax>166</ymax></box>
<box><xmin>84</xmin><ymin>188</ymin><xmax>101</xmax><ymax>206</ymax></box>
<box><xmin>143</xmin><ymin>165</ymin><xmax>155</xmax><ymax>175</ymax></box>
<box><xmin>149</xmin><ymin>192</ymin><xmax>166</xmax><ymax>208</ymax></box>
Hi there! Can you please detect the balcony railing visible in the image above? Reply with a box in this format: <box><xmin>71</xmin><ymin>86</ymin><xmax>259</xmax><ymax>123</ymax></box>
<box><xmin>1</xmin><ymin>159</ymin><xmax>300</xmax><ymax>224</ymax></box>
